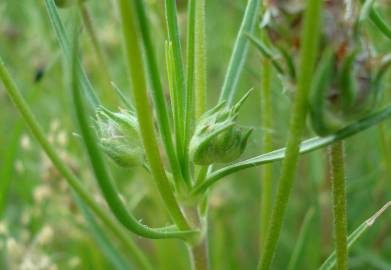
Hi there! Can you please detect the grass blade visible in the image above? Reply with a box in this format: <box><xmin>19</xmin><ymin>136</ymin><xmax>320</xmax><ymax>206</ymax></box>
<box><xmin>219</xmin><ymin>0</ymin><xmax>261</xmax><ymax>105</ymax></box>
<box><xmin>319</xmin><ymin>201</ymin><xmax>391</xmax><ymax>270</ymax></box>
<box><xmin>75</xmin><ymin>196</ymin><xmax>136</xmax><ymax>270</ymax></box>
<box><xmin>287</xmin><ymin>208</ymin><xmax>315</xmax><ymax>270</ymax></box>
<box><xmin>44</xmin><ymin>0</ymin><xmax>100</xmax><ymax>108</ymax></box>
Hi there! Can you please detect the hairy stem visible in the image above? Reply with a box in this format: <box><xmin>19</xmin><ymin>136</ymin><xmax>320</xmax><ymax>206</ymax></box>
<box><xmin>259</xmin><ymin>31</ymin><xmax>273</xmax><ymax>249</ymax></box>
<box><xmin>258</xmin><ymin>0</ymin><xmax>322</xmax><ymax>268</ymax></box>
<box><xmin>328</xmin><ymin>141</ymin><xmax>348</xmax><ymax>270</ymax></box>
<box><xmin>117</xmin><ymin>0</ymin><xmax>191</xmax><ymax>231</ymax></box>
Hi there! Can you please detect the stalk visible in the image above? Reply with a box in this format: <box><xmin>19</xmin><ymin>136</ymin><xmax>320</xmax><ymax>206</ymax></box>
<box><xmin>132</xmin><ymin>0</ymin><xmax>185</xmax><ymax>189</ymax></box>
<box><xmin>258</xmin><ymin>0</ymin><xmax>322</xmax><ymax>269</ymax></box>
<box><xmin>117</xmin><ymin>0</ymin><xmax>191</xmax><ymax>231</ymax></box>
<box><xmin>186</xmin><ymin>208</ymin><xmax>209</xmax><ymax>270</ymax></box>
<box><xmin>164</xmin><ymin>0</ymin><xmax>188</xmax><ymax>181</ymax></box>
<box><xmin>194</xmin><ymin>0</ymin><xmax>207</xmax><ymax>120</ymax></box>
<box><xmin>190</xmin><ymin>0</ymin><xmax>209</xmax><ymax>268</ymax></box>
<box><xmin>79</xmin><ymin>3</ymin><xmax>114</xmax><ymax>105</ymax></box>
<box><xmin>259</xmin><ymin>31</ymin><xmax>273</xmax><ymax>248</ymax></box>
<box><xmin>328</xmin><ymin>142</ymin><xmax>348</xmax><ymax>270</ymax></box>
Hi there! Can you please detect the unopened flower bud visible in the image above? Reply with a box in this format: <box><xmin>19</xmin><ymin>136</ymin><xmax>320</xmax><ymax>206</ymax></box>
<box><xmin>95</xmin><ymin>107</ymin><xmax>144</xmax><ymax>168</ymax></box>
<box><xmin>309</xmin><ymin>45</ymin><xmax>391</xmax><ymax>136</ymax></box>
<box><xmin>189</xmin><ymin>91</ymin><xmax>253</xmax><ymax>165</ymax></box>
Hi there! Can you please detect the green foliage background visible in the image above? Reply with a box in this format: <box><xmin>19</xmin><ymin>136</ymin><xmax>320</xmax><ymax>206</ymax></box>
<box><xmin>0</xmin><ymin>0</ymin><xmax>390</xmax><ymax>269</ymax></box>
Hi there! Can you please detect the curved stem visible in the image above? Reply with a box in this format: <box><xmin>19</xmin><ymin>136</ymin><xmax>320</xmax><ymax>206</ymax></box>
<box><xmin>117</xmin><ymin>0</ymin><xmax>191</xmax><ymax>231</ymax></box>
<box><xmin>328</xmin><ymin>142</ymin><xmax>348</xmax><ymax>270</ymax></box>
<box><xmin>258</xmin><ymin>0</ymin><xmax>322</xmax><ymax>268</ymax></box>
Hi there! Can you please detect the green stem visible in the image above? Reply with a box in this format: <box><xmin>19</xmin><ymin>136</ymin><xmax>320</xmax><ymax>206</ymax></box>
<box><xmin>219</xmin><ymin>0</ymin><xmax>261</xmax><ymax>105</ymax></box>
<box><xmin>328</xmin><ymin>142</ymin><xmax>348</xmax><ymax>270</ymax></box>
<box><xmin>259</xmin><ymin>32</ymin><xmax>273</xmax><ymax>248</ymax></box>
<box><xmin>186</xmin><ymin>0</ymin><xmax>196</xmax><ymax>129</ymax></box>
<box><xmin>164</xmin><ymin>0</ymin><xmax>188</xmax><ymax>181</ymax></box>
<box><xmin>186</xmin><ymin>208</ymin><xmax>209</xmax><ymax>270</ymax></box>
<box><xmin>194</xmin><ymin>0</ymin><xmax>207</xmax><ymax>120</ymax></box>
<box><xmin>79</xmin><ymin>3</ymin><xmax>114</xmax><ymax>105</ymax></box>
<box><xmin>132</xmin><ymin>0</ymin><xmax>184</xmax><ymax>189</ymax></box>
<box><xmin>0</xmin><ymin>58</ymin><xmax>153</xmax><ymax>270</ymax></box>
<box><xmin>117</xmin><ymin>0</ymin><xmax>191</xmax><ymax>231</ymax></box>
<box><xmin>258</xmin><ymin>0</ymin><xmax>322</xmax><ymax>268</ymax></box>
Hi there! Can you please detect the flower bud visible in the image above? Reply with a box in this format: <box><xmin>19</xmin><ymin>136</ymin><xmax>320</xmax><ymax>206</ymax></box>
<box><xmin>189</xmin><ymin>91</ymin><xmax>253</xmax><ymax>165</ymax></box>
<box><xmin>309</xmin><ymin>44</ymin><xmax>391</xmax><ymax>136</ymax></box>
<box><xmin>95</xmin><ymin>107</ymin><xmax>144</xmax><ymax>168</ymax></box>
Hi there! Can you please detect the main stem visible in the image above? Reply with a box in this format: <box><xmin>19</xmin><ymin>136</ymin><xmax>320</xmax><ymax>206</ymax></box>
<box><xmin>186</xmin><ymin>208</ymin><xmax>209</xmax><ymax>270</ymax></box>
<box><xmin>258</xmin><ymin>0</ymin><xmax>322</xmax><ymax>268</ymax></box>
<box><xmin>328</xmin><ymin>141</ymin><xmax>348</xmax><ymax>270</ymax></box>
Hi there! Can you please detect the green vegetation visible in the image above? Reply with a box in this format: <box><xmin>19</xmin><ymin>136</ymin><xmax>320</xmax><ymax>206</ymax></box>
<box><xmin>0</xmin><ymin>0</ymin><xmax>391</xmax><ymax>269</ymax></box>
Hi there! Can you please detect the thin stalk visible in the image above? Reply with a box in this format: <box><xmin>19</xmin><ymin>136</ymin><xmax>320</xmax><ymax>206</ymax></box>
<box><xmin>328</xmin><ymin>142</ymin><xmax>348</xmax><ymax>270</ymax></box>
<box><xmin>287</xmin><ymin>208</ymin><xmax>315</xmax><ymax>270</ymax></box>
<box><xmin>259</xmin><ymin>32</ymin><xmax>273</xmax><ymax>248</ymax></box>
<box><xmin>194</xmin><ymin>0</ymin><xmax>207</xmax><ymax>120</ymax></box>
<box><xmin>79</xmin><ymin>3</ymin><xmax>114</xmax><ymax>105</ymax></box>
<box><xmin>187</xmin><ymin>3</ymin><xmax>208</xmax><ymax>265</ymax></box>
<box><xmin>0</xmin><ymin>123</ymin><xmax>22</xmax><ymax>216</ymax></box>
<box><xmin>258</xmin><ymin>0</ymin><xmax>322</xmax><ymax>268</ymax></box>
<box><xmin>186</xmin><ymin>0</ymin><xmax>196</xmax><ymax>129</ymax></box>
<box><xmin>219</xmin><ymin>0</ymin><xmax>261</xmax><ymax>105</ymax></box>
<box><xmin>132</xmin><ymin>0</ymin><xmax>185</xmax><ymax>189</ymax></box>
<box><xmin>117</xmin><ymin>0</ymin><xmax>191</xmax><ymax>231</ymax></box>
<box><xmin>0</xmin><ymin>58</ymin><xmax>154</xmax><ymax>270</ymax></box>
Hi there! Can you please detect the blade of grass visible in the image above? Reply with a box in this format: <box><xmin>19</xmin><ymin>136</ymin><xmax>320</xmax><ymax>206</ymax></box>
<box><xmin>193</xmin><ymin>100</ymin><xmax>391</xmax><ymax>195</ymax></box>
<box><xmin>164</xmin><ymin>0</ymin><xmax>187</xmax><ymax>180</ymax></box>
<box><xmin>0</xmin><ymin>123</ymin><xmax>23</xmax><ymax>216</ymax></box>
<box><xmin>44</xmin><ymin>0</ymin><xmax>100</xmax><ymax>108</ymax></box>
<box><xmin>319</xmin><ymin>201</ymin><xmax>391</xmax><ymax>270</ymax></box>
<box><xmin>75</xmin><ymin>196</ymin><xmax>137</xmax><ymax>270</ymax></box>
<box><xmin>116</xmin><ymin>0</ymin><xmax>192</xmax><ymax>232</ymax></box>
<box><xmin>287</xmin><ymin>208</ymin><xmax>315</xmax><ymax>270</ymax></box>
<box><xmin>78</xmin><ymin>2</ymin><xmax>114</xmax><ymax>106</ymax></box>
<box><xmin>369</xmin><ymin>7</ymin><xmax>391</xmax><ymax>40</ymax></box>
<box><xmin>219</xmin><ymin>0</ymin><xmax>261</xmax><ymax>105</ymax></box>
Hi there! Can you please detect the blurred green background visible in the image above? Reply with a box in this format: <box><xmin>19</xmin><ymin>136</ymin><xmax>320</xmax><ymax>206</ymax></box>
<box><xmin>0</xmin><ymin>0</ymin><xmax>390</xmax><ymax>269</ymax></box>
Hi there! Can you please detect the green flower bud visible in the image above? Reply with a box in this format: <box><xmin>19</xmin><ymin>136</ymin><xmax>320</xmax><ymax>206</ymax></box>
<box><xmin>95</xmin><ymin>107</ymin><xmax>144</xmax><ymax>168</ymax></box>
<box><xmin>189</xmin><ymin>91</ymin><xmax>253</xmax><ymax>165</ymax></box>
<box><xmin>309</xmin><ymin>44</ymin><xmax>391</xmax><ymax>136</ymax></box>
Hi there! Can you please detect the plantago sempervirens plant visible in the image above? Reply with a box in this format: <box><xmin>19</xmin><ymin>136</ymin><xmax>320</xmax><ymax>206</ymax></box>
<box><xmin>1</xmin><ymin>0</ymin><xmax>391</xmax><ymax>269</ymax></box>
